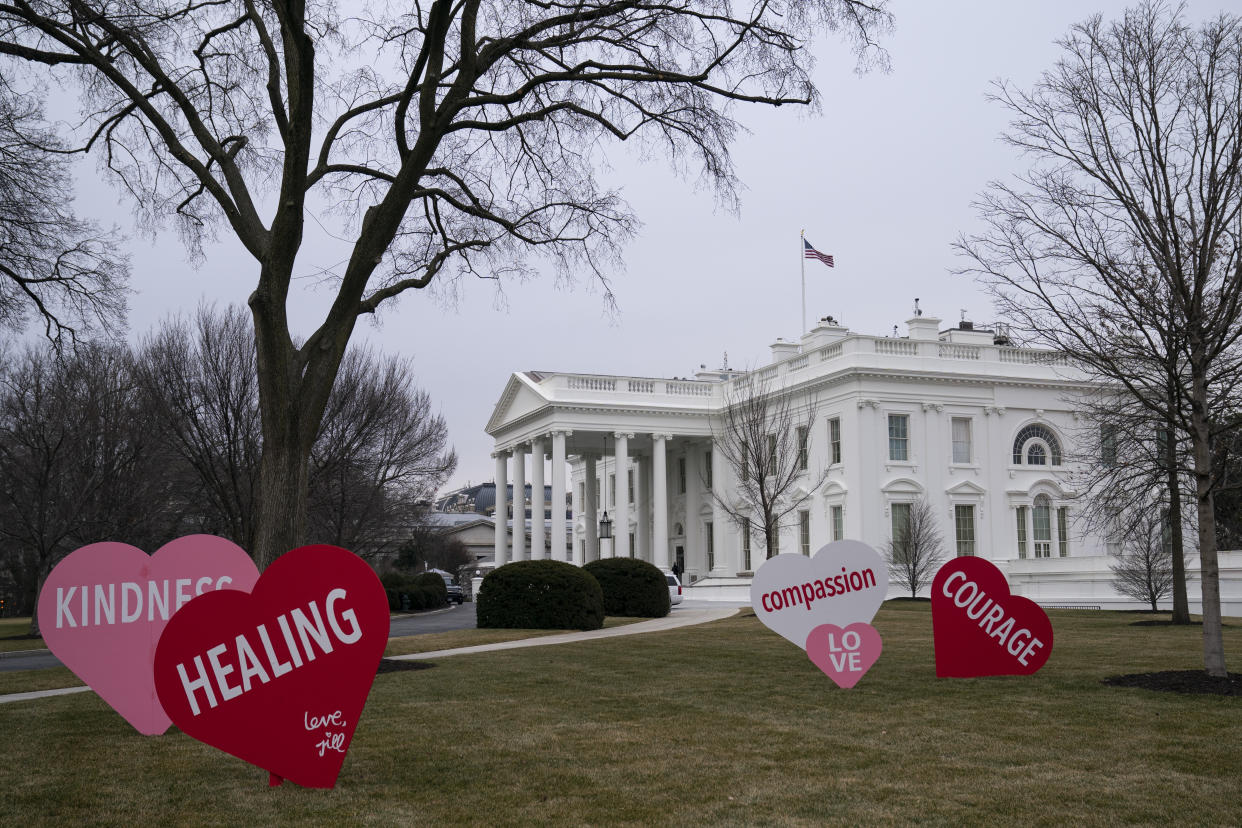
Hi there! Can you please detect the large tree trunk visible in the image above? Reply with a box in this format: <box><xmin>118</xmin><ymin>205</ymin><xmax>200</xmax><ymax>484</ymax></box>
<box><xmin>1189</xmin><ymin>371</ymin><xmax>1226</xmax><ymax>677</ymax></box>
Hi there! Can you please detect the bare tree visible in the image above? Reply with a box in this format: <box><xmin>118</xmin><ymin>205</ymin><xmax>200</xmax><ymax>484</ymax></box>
<box><xmin>711</xmin><ymin>376</ymin><xmax>830</xmax><ymax>557</ymax></box>
<box><xmin>0</xmin><ymin>345</ymin><xmax>171</xmax><ymax>632</ymax></box>
<box><xmin>136</xmin><ymin>304</ymin><xmax>454</xmax><ymax>557</ymax></box>
<box><xmin>1072</xmin><ymin>383</ymin><xmax>1194</xmax><ymax>623</ymax></box>
<box><xmin>308</xmin><ymin>347</ymin><xmax>457</xmax><ymax>557</ymax></box>
<box><xmin>0</xmin><ymin>0</ymin><xmax>891</xmax><ymax>568</ymax></box>
<box><xmin>957</xmin><ymin>3</ymin><xmax>1242</xmax><ymax>676</ymax></box>
<box><xmin>1110</xmin><ymin>504</ymin><xmax>1180</xmax><ymax>612</ymax></box>
<box><xmin>884</xmin><ymin>497</ymin><xmax>945</xmax><ymax>598</ymax></box>
<box><xmin>0</xmin><ymin>75</ymin><xmax>128</xmax><ymax>345</ymax></box>
<box><xmin>136</xmin><ymin>305</ymin><xmax>263</xmax><ymax>547</ymax></box>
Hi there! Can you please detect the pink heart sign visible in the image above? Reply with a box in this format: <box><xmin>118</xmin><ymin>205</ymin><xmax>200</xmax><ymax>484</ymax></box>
<box><xmin>153</xmin><ymin>544</ymin><xmax>389</xmax><ymax>789</ymax></box>
<box><xmin>751</xmin><ymin>540</ymin><xmax>889</xmax><ymax>649</ymax></box>
<box><xmin>36</xmin><ymin>535</ymin><xmax>260</xmax><ymax>736</ymax></box>
<box><xmin>806</xmin><ymin>623</ymin><xmax>883</xmax><ymax>689</ymax></box>
<box><xmin>931</xmin><ymin>556</ymin><xmax>1054</xmax><ymax>678</ymax></box>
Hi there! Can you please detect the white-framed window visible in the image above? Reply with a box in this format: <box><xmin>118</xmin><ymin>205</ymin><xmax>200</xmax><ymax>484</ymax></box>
<box><xmin>1016</xmin><ymin>506</ymin><xmax>1028</xmax><ymax>559</ymax></box>
<box><xmin>629</xmin><ymin>532</ymin><xmax>635</xmax><ymax>558</ymax></box>
<box><xmin>1033</xmin><ymin>495</ymin><xmax>1052</xmax><ymax>558</ymax></box>
<box><xmin>627</xmin><ymin>469</ymin><xmax>634</xmax><ymax>504</ymax></box>
<box><xmin>609</xmin><ymin>473</ymin><xmax>616</xmax><ymax>506</ymax></box>
<box><xmin>799</xmin><ymin>510</ymin><xmax>811</xmax><ymax>555</ymax></box>
<box><xmin>770</xmin><ymin>527</ymin><xmax>779</xmax><ymax>556</ymax></box>
<box><xmin>742</xmin><ymin>518</ymin><xmax>752</xmax><ymax>571</ymax></box>
<box><xmin>952</xmin><ymin>417</ymin><xmax>972</xmax><ymax>464</ymax></box>
<box><xmin>1057</xmin><ymin>507</ymin><xmax>1069</xmax><ymax>557</ymax></box>
<box><xmin>797</xmin><ymin>426</ymin><xmax>808</xmax><ymax>471</ymax></box>
<box><xmin>831</xmin><ymin>505</ymin><xmax>844</xmax><ymax>541</ymax></box>
<box><xmin>891</xmin><ymin>502</ymin><xmax>912</xmax><ymax>551</ymax></box>
<box><xmin>829</xmin><ymin>417</ymin><xmax>842</xmax><ymax>465</ymax></box>
<box><xmin>705</xmin><ymin>452</ymin><xmax>713</xmax><ymax>489</ymax></box>
<box><xmin>1101</xmin><ymin>424</ymin><xmax>1118</xmax><ymax>466</ymax></box>
<box><xmin>767</xmin><ymin>434</ymin><xmax>778</xmax><ymax>476</ymax></box>
<box><xmin>578</xmin><ymin>482</ymin><xmax>585</xmax><ymax>507</ymax></box>
<box><xmin>678</xmin><ymin>457</ymin><xmax>686</xmax><ymax>493</ymax></box>
<box><xmin>955</xmin><ymin>504</ymin><xmax>976</xmax><ymax>556</ymax></box>
<box><xmin>888</xmin><ymin>414</ymin><xmax>909</xmax><ymax>462</ymax></box>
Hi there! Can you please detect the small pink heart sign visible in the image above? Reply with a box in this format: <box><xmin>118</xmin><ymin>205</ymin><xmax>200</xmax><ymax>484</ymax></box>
<box><xmin>806</xmin><ymin>623</ymin><xmax>883</xmax><ymax>689</ymax></box>
<box><xmin>36</xmin><ymin>535</ymin><xmax>260</xmax><ymax>735</ymax></box>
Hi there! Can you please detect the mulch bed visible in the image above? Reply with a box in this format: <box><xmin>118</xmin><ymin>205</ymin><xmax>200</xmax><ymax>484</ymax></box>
<box><xmin>1103</xmin><ymin>670</ymin><xmax>1242</xmax><ymax>696</ymax></box>
<box><xmin>377</xmin><ymin>659</ymin><xmax>434</xmax><ymax>675</ymax></box>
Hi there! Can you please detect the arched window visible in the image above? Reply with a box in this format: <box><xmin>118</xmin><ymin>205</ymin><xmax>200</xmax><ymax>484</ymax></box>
<box><xmin>1013</xmin><ymin>424</ymin><xmax>1062</xmax><ymax>466</ymax></box>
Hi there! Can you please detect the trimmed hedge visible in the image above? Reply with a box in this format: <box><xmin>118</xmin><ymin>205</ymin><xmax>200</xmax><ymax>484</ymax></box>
<box><xmin>477</xmin><ymin>560</ymin><xmax>604</xmax><ymax>630</ymax></box>
<box><xmin>583</xmin><ymin>558</ymin><xmax>671</xmax><ymax>618</ymax></box>
<box><xmin>380</xmin><ymin>571</ymin><xmax>448</xmax><ymax>612</ymax></box>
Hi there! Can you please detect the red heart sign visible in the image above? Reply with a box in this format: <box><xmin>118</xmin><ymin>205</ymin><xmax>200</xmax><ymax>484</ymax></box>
<box><xmin>931</xmin><ymin>557</ymin><xmax>1053</xmax><ymax>678</ymax></box>
<box><xmin>153</xmin><ymin>545</ymin><xmax>389</xmax><ymax>788</ymax></box>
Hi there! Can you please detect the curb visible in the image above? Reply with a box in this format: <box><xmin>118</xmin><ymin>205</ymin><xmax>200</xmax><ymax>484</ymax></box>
<box><xmin>0</xmin><ymin>647</ymin><xmax>49</xmax><ymax>660</ymax></box>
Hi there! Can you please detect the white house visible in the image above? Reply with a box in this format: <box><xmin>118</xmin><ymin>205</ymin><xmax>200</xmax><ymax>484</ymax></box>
<box><xmin>485</xmin><ymin>312</ymin><xmax>1241</xmax><ymax>612</ymax></box>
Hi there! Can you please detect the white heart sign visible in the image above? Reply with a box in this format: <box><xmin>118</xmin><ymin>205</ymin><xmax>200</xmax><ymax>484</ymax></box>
<box><xmin>750</xmin><ymin>540</ymin><xmax>889</xmax><ymax>649</ymax></box>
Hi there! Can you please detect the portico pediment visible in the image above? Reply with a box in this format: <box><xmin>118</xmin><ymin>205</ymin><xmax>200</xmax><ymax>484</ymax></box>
<box><xmin>486</xmin><ymin>372</ymin><xmax>551</xmax><ymax>436</ymax></box>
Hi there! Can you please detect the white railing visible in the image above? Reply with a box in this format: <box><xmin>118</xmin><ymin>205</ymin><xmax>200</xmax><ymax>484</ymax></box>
<box><xmin>788</xmin><ymin>354</ymin><xmax>808</xmax><ymax>371</ymax></box>
<box><xmin>999</xmin><ymin>347</ymin><xmax>1068</xmax><ymax>366</ymax></box>
<box><xmin>567</xmin><ymin>375</ymin><xmax>616</xmax><ymax>391</ymax></box>
<box><xmin>819</xmin><ymin>343</ymin><xmax>843</xmax><ymax>361</ymax></box>
<box><xmin>875</xmin><ymin>339</ymin><xmax>918</xmax><ymax>356</ymax></box>
<box><xmin>666</xmin><ymin>381</ymin><xmax>713</xmax><ymax>397</ymax></box>
<box><xmin>939</xmin><ymin>344</ymin><xmax>981</xmax><ymax>360</ymax></box>
<box><xmin>626</xmin><ymin>379</ymin><xmax>654</xmax><ymax>393</ymax></box>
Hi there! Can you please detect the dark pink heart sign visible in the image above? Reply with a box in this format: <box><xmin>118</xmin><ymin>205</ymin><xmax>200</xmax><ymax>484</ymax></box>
<box><xmin>931</xmin><ymin>556</ymin><xmax>1054</xmax><ymax>678</ymax></box>
<box><xmin>36</xmin><ymin>535</ymin><xmax>260</xmax><ymax>735</ymax></box>
<box><xmin>153</xmin><ymin>545</ymin><xmax>389</xmax><ymax>789</ymax></box>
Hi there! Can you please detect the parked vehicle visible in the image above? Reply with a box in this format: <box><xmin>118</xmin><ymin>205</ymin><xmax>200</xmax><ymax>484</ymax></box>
<box><xmin>440</xmin><ymin>574</ymin><xmax>464</xmax><ymax>605</ymax></box>
<box><xmin>665</xmin><ymin>572</ymin><xmax>683</xmax><ymax>606</ymax></box>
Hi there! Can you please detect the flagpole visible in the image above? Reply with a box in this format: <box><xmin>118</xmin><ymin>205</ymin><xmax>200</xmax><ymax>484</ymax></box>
<box><xmin>800</xmin><ymin>228</ymin><xmax>806</xmax><ymax>336</ymax></box>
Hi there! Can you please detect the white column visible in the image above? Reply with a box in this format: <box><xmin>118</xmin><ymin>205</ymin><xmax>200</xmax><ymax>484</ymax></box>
<box><xmin>493</xmin><ymin>450</ymin><xmax>509</xmax><ymax>566</ymax></box>
<box><xmin>711</xmin><ymin>438</ymin><xmax>727</xmax><ymax>573</ymax></box>
<box><xmin>583</xmin><ymin>454</ymin><xmax>598</xmax><ymax>564</ymax></box>
<box><xmin>635</xmin><ymin>451</ymin><xmax>649</xmax><ymax>562</ymax></box>
<box><xmin>512</xmin><ymin>445</ymin><xmax>526</xmax><ymax>562</ymax></box>
<box><xmin>531</xmin><ymin>436</ymin><xmax>547</xmax><ymax>559</ymax></box>
<box><xmin>685</xmin><ymin>442</ymin><xmax>700</xmax><ymax>576</ymax></box>
<box><xmin>552</xmin><ymin>430</ymin><xmax>569</xmax><ymax>562</ymax></box>
<box><xmin>653</xmin><ymin>434</ymin><xmax>670</xmax><ymax>569</ymax></box>
<box><xmin>614</xmin><ymin>432</ymin><xmax>631</xmax><ymax>558</ymax></box>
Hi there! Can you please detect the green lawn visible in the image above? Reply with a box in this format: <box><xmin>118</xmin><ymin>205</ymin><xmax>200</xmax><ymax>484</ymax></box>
<box><xmin>0</xmin><ymin>617</ymin><xmax>43</xmax><ymax>653</ymax></box>
<box><xmin>1</xmin><ymin>603</ymin><xmax>1240</xmax><ymax>825</ymax></box>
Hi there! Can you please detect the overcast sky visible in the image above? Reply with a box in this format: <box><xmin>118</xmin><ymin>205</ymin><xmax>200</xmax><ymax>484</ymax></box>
<box><xmin>92</xmin><ymin>0</ymin><xmax>1154</xmax><ymax>492</ymax></box>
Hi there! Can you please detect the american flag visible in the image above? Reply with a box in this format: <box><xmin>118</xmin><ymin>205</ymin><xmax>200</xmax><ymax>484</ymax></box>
<box><xmin>804</xmin><ymin>238</ymin><xmax>834</xmax><ymax>268</ymax></box>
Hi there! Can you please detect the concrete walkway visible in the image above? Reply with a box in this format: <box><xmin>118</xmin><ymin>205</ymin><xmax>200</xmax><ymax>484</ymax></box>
<box><xmin>0</xmin><ymin>606</ymin><xmax>739</xmax><ymax>705</ymax></box>
<box><xmin>388</xmin><ymin>606</ymin><xmax>739</xmax><ymax>661</ymax></box>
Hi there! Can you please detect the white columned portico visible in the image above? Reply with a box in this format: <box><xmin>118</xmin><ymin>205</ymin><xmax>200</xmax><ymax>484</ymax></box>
<box><xmin>531</xmin><ymin>436</ymin><xmax>546</xmax><ymax>559</ymax></box>
<box><xmin>551</xmin><ymin>430</ymin><xmax>569</xmax><ymax>562</ymax></box>
<box><xmin>512</xmin><ymin>445</ymin><xmax>527</xmax><ymax>561</ymax></box>
<box><xmin>493</xmin><ymin>450</ymin><xmax>509</xmax><ymax>566</ymax></box>
<box><xmin>652</xmin><ymin>433</ymin><xmax>670</xmax><ymax>570</ymax></box>
<box><xmin>583</xmin><ymin>454</ymin><xmax>598</xmax><ymax>564</ymax></box>
<box><xmin>614</xmin><ymin>432</ymin><xmax>631</xmax><ymax>558</ymax></box>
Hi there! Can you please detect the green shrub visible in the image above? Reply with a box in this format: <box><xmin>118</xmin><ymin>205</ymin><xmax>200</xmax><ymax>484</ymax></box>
<box><xmin>411</xmin><ymin>572</ymin><xmax>449</xmax><ymax>606</ymax></box>
<box><xmin>583</xmin><ymin>558</ymin><xmax>671</xmax><ymax>618</ymax></box>
<box><xmin>477</xmin><ymin>560</ymin><xmax>604</xmax><ymax>630</ymax></box>
<box><xmin>380</xmin><ymin>572</ymin><xmax>447</xmax><ymax>611</ymax></box>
